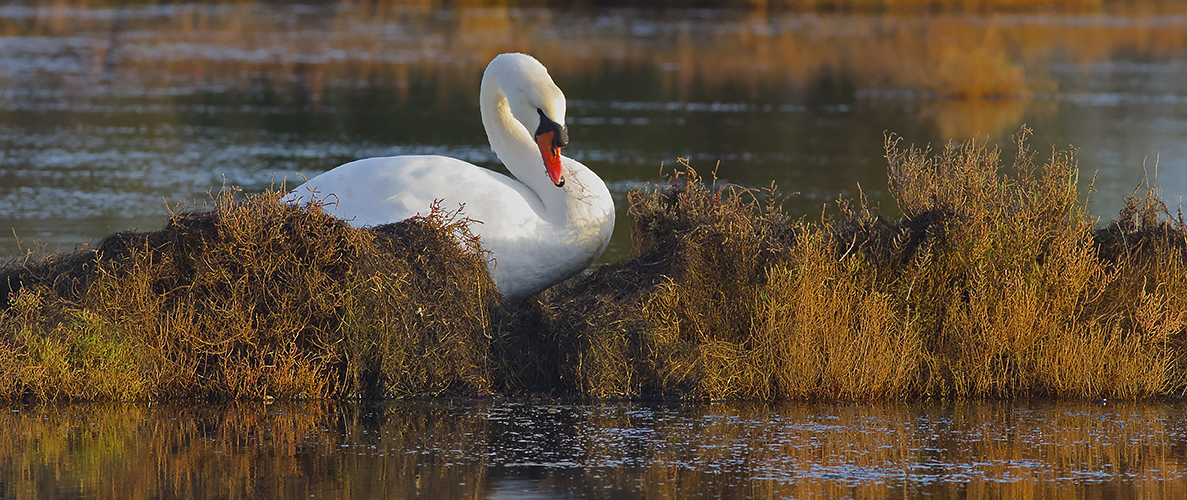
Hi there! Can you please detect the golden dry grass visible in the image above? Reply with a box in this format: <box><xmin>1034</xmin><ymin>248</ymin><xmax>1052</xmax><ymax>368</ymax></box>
<box><xmin>518</xmin><ymin>126</ymin><xmax>1186</xmax><ymax>400</ymax></box>
<box><xmin>2</xmin><ymin>127</ymin><xmax>1185</xmax><ymax>401</ymax></box>
<box><xmin>0</xmin><ymin>190</ymin><xmax>499</xmax><ymax>401</ymax></box>
<box><xmin>885</xmin><ymin>130</ymin><xmax>1186</xmax><ymax>398</ymax></box>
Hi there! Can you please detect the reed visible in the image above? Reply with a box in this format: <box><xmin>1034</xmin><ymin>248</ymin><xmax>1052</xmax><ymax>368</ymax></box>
<box><xmin>2</xmin><ymin>127</ymin><xmax>1185</xmax><ymax>401</ymax></box>
<box><xmin>884</xmin><ymin>129</ymin><xmax>1186</xmax><ymax>398</ymax></box>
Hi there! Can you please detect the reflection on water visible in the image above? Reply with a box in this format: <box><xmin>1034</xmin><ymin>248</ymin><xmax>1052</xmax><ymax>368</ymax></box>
<box><xmin>1</xmin><ymin>400</ymin><xmax>1184</xmax><ymax>498</ymax></box>
<box><xmin>1</xmin><ymin>2</ymin><xmax>1187</xmax><ymax>261</ymax></box>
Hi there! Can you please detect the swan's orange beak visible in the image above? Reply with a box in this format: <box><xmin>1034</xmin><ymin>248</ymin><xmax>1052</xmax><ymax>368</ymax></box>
<box><xmin>535</xmin><ymin>109</ymin><xmax>568</xmax><ymax>187</ymax></box>
<box><xmin>536</xmin><ymin>131</ymin><xmax>565</xmax><ymax>187</ymax></box>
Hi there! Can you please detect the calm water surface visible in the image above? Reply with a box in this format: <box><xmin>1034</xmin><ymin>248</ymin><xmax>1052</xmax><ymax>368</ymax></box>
<box><xmin>1</xmin><ymin>400</ymin><xmax>1185</xmax><ymax>498</ymax></box>
<box><xmin>2</xmin><ymin>2</ymin><xmax>1187</xmax><ymax>261</ymax></box>
<box><xmin>4</xmin><ymin>6</ymin><xmax>1187</xmax><ymax>496</ymax></box>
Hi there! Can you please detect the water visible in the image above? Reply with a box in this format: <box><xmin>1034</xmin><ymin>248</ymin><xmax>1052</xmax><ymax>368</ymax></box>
<box><xmin>1</xmin><ymin>400</ymin><xmax>1184</xmax><ymax>498</ymax></box>
<box><xmin>3</xmin><ymin>4</ymin><xmax>1187</xmax><ymax>495</ymax></box>
<box><xmin>2</xmin><ymin>3</ymin><xmax>1187</xmax><ymax>262</ymax></box>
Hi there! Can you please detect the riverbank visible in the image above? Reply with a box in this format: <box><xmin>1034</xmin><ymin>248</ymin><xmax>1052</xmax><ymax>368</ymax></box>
<box><xmin>2</xmin><ymin>127</ymin><xmax>1185</xmax><ymax>401</ymax></box>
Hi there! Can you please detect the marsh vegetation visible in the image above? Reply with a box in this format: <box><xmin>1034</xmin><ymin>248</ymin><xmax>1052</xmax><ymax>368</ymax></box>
<box><xmin>2</xmin><ymin>127</ymin><xmax>1184</xmax><ymax>401</ymax></box>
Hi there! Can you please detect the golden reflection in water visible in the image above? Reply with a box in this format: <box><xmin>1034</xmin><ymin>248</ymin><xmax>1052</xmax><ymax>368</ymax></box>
<box><xmin>918</xmin><ymin>97</ymin><xmax>1039</xmax><ymax>141</ymax></box>
<box><xmin>0</xmin><ymin>402</ymin><xmax>489</xmax><ymax>498</ymax></box>
<box><xmin>2</xmin><ymin>1</ymin><xmax>1186</xmax><ymax>140</ymax></box>
<box><xmin>0</xmin><ymin>401</ymin><xmax>1183</xmax><ymax>498</ymax></box>
<box><xmin>576</xmin><ymin>402</ymin><xmax>1187</xmax><ymax>498</ymax></box>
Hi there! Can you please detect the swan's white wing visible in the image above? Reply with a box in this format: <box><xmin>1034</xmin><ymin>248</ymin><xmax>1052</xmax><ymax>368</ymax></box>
<box><xmin>287</xmin><ymin>155</ymin><xmax>545</xmax><ymax>237</ymax></box>
<box><xmin>288</xmin><ymin>154</ymin><xmax>577</xmax><ymax>300</ymax></box>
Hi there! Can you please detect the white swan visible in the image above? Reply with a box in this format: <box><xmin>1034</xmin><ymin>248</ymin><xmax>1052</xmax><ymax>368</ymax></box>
<box><xmin>285</xmin><ymin>53</ymin><xmax>615</xmax><ymax>302</ymax></box>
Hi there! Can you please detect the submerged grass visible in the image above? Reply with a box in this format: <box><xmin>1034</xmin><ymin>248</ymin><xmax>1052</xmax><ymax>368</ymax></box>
<box><xmin>3</xmin><ymin>126</ymin><xmax>1186</xmax><ymax>401</ymax></box>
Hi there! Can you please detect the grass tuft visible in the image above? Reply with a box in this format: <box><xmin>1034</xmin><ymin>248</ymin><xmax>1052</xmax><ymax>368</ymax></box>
<box><xmin>0</xmin><ymin>190</ymin><xmax>498</xmax><ymax>401</ymax></box>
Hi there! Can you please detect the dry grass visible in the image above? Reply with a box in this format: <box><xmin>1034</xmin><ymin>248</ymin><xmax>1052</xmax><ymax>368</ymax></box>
<box><xmin>515</xmin><ymin>126</ymin><xmax>1186</xmax><ymax>400</ymax></box>
<box><xmin>2</xmin><ymin>127</ymin><xmax>1185</xmax><ymax>401</ymax></box>
<box><xmin>0</xmin><ymin>190</ymin><xmax>498</xmax><ymax>401</ymax></box>
<box><xmin>885</xmin><ymin>129</ymin><xmax>1186</xmax><ymax>398</ymax></box>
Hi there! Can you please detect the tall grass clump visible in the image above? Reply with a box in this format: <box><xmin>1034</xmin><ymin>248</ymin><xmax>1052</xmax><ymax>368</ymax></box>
<box><xmin>885</xmin><ymin>129</ymin><xmax>1185</xmax><ymax>398</ymax></box>
<box><xmin>0</xmin><ymin>191</ymin><xmax>498</xmax><ymax>401</ymax></box>
<box><xmin>497</xmin><ymin>165</ymin><xmax>795</xmax><ymax>398</ymax></box>
<box><xmin>515</xmin><ymin>161</ymin><xmax>924</xmax><ymax>400</ymax></box>
<box><xmin>523</xmin><ymin>127</ymin><xmax>1186</xmax><ymax>400</ymax></box>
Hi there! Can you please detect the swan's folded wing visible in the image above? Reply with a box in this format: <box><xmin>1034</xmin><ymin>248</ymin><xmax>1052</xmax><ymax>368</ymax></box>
<box><xmin>288</xmin><ymin>155</ymin><xmax>544</xmax><ymax>236</ymax></box>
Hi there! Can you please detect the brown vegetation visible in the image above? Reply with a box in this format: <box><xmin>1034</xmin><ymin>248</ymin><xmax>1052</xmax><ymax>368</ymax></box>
<box><xmin>534</xmin><ymin>127</ymin><xmax>1186</xmax><ymax>400</ymax></box>
<box><xmin>2</xmin><ymin>127</ymin><xmax>1186</xmax><ymax>401</ymax></box>
<box><xmin>0</xmin><ymin>192</ymin><xmax>499</xmax><ymax>401</ymax></box>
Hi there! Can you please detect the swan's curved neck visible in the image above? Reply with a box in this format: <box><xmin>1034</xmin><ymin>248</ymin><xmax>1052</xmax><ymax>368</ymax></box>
<box><xmin>479</xmin><ymin>76</ymin><xmax>569</xmax><ymax>217</ymax></box>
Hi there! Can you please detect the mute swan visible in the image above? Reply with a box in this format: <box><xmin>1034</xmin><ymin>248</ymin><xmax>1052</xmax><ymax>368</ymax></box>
<box><xmin>285</xmin><ymin>53</ymin><xmax>615</xmax><ymax>302</ymax></box>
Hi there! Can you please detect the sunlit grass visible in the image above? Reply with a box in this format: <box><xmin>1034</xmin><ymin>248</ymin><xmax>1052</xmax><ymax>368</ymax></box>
<box><xmin>1</xmin><ymin>190</ymin><xmax>499</xmax><ymax>400</ymax></box>
<box><xmin>545</xmin><ymin>126</ymin><xmax>1184</xmax><ymax>400</ymax></box>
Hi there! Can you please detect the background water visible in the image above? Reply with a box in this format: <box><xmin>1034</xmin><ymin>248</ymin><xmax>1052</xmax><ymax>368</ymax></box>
<box><xmin>4</xmin><ymin>4</ymin><xmax>1187</xmax><ymax>496</ymax></box>
<box><xmin>1</xmin><ymin>400</ymin><xmax>1184</xmax><ymax>498</ymax></box>
<box><xmin>2</xmin><ymin>2</ymin><xmax>1187</xmax><ymax>263</ymax></box>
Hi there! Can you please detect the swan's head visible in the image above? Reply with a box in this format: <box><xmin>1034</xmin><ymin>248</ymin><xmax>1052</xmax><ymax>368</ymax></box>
<box><xmin>532</xmin><ymin>108</ymin><xmax>568</xmax><ymax>187</ymax></box>
<box><xmin>487</xmin><ymin>53</ymin><xmax>569</xmax><ymax>187</ymax></box>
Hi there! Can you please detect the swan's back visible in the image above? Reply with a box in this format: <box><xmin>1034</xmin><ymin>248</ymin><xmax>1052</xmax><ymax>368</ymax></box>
<box><xmin>286</xmin><ymin>155</ymin><xmax>542</xmax><ymax>234</ymax></box>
